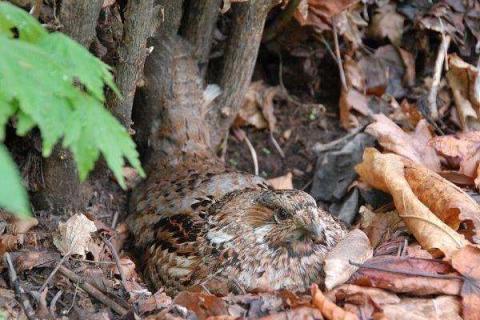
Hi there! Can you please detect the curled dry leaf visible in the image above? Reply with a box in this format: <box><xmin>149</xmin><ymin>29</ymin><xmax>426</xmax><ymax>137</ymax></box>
<box><xmin>451</xmin><ymin>245</ymin><xmax>480</xmax><ymax>320</ymax></box>
<box><xmin>327</xmin><ymin>284</ymin><xmax>400</xmax><ymax>306</ymax></box>
<box><xmin>355</xmin><ymin>148</ymin><xmax>468</xmax><ymax>256</ymax></box>
<box><xmin>403</xmin><ymin>162</ymin><xmax>480</xmax><ymax>243</ymax></box>
<box><xmin>432</xmin><ymin>132</ymin><xmax>480</xmax><ymax>188</ymax></box>
<box><xmin>446</xmin><ymin>54</ymin><xmax>480</xmax><ymax>131</ymax></box>
<box><xmin>324</xmin><ymin>229</ymin><xmax>373</xmax><ymax>290</ymax></box>
<box><xmin>267</xmin><ymin>172</ymin><xmax>293</xmax><ymax>190</ymax></box>
<box><xmin>349</xmin><ymin>255</ymin><xmax>462</xmax><ymax>296</ymax></box>
<box><xmin>358</xmin><ymin>206</ymin><xmax>403</xmax><ymax>248</ymax></box>
<box><xmin>234</xmin><ymin>81</ymin><xmax>280</xmax><ymax>131</ymax></box>
<box><xmin>53</xmin><ymin>213</ymin><xmax>97</xmax><ymax>257</ymax></box>
<box><xmin>382</xmin><ymin>296</ymin><xmax>462</xmax><ymax>320</ymax></box>
<box><xmin>311</xmin><ymin>284</ymin><xmax>359</xmax><ymax>320</ymax></box>
<box><xmin>366</xmin><ymin>114</ymin><xmax>441</xmax><ymax>171</ymax></box>
<box><xmin>339</xmin><ymin>88</ymin><xmax>370</xmax><ymax>129</ymax></box>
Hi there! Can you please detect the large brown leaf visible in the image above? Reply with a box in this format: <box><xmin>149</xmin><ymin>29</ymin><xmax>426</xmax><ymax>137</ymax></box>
<box><xmin>349</xmin><ymin>256</ymin><xmax>462</xmax><ymax>296</ymax></box>
<box><xmin>366</xmin><ymin>114</ymin><xmax>441</xmax><ymax>171</ymax></box>
<box><xmin>356</xmin><ymin>148</ymin><xmax>468</xmax><ymax>256</ymax></box>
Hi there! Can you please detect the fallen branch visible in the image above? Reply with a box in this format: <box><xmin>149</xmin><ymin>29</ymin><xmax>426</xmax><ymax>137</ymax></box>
<box><xmin>58</xmin><ymin>265</ymin><xmax>128</xmax><ymax>316</ymax></box>
<box><xmin>4</xmin><ymin>253</ymin><xmax>39</xmax><ymax>320</ymax></box>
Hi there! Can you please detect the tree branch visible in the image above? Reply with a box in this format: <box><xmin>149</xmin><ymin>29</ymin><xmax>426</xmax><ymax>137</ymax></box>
<box><xmin>207</xmin><ymin>0</ymin><xmax>276</xmax><ymax>149</ymax></box>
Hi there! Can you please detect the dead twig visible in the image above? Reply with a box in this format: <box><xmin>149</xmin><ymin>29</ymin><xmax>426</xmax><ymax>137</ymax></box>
<box><xmin>270</xmin><ymin>133</ymin><xmax>285</xmax><ymax>158</ymax></box>
<box><xmin>428</xmin><ymin>32</ymin><xmax>451</xmax><ymax>120</ymax></box>
<box><xmin>333</xmin><ymin>25</ymin><xmax>348</xmax><ymax>91</ymax></box>
<box><xmin>38</xmin><ymin>250</ymin><xmax>71</xmax><ymax>294</ymax></box>
<box><xmin>4</xmin><ymin>252</ymin><xmax>39</xmax><ymax>320</ymax></box>
<box><xmin>49</xmin><ymin>290</ymin><xmax>62</xmax><ymax>318</ymax></box>
<box><xmin>103</xmin><ymin>237</ymin><xmax>131</xmax><ymax>299</ymax></box>
<box><xmin>58</xmin><ymin>265</ymin><xmax>128</xmax><ymax>316</ymax></box>
<box><xmin>244</xmin><ymin>134</ymin><xmax>259</xmax><ymax>176</ymax></box>
<box><xmin>312</xmin><ymin>125</ymin><xmax>365</xmax><ymax>154</ymax></box>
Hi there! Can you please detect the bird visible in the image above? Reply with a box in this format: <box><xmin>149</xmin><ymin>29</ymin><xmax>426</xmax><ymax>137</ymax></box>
<box><xmin>127</xmin><ymin>35</ymin><xmax>346</xmax><ymax>295</ymax></box>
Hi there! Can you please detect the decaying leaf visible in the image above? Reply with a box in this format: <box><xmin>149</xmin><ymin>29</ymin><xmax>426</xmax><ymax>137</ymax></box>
<box><xmin>381</xmin><ymin>296</ymin><xmax>462</xmax><ymax>320</ymax></box>
<box><xmin>174</xmin><ymin>291</ymin><xmax>228</xmax><ymax>320</ymax></box>
<box><xmin>267</xmin><ymin>172</ymin><xmax>293</xmax><ymax>190</ymax></box>
<box><xmin>451</xmin><ymin>245</ymin><xmax>480</xmax><ymax>320</ymax></box>
<box><xmin>339</xmin><ymin>88</ymin><xmax>370</xmax><ymax>129</ymax></box>
<box><xmin>432</xmin><ymin>132</ymin><xmax>480</xmax><ymax>188</ymax></box>
<box><xmin>324</xmin><ymin>229</ymin><xmax>373</xmax><ymax>290</ymax></box>
<box><xmin>349</xmin><ymin>255</ymin><xmax>462</xmax><ymax>296</ymax></box>
<box><xmin>403</xmin><ymin>162</ymin><xmax>480</xmax><ymax>243</ymax></box>
<box><xmin>234</xmin><ymin>81</ymin><xmax>280</xmax><ymax>131</ymax></box>
<box><xmin>53</xmin><ymin>213</ymin><xmax>97</xmax><ymax>257</ymax></box>
<box><xmin>327</xmin><ymin>284</ymin><xmax>400</xmax><ymax>306</ymax></box>
<box><xmin>311</xmin><ymin>284</ymin><xmax>359</xmax><ymax>320</ymax></box>
<box><xmin>358</xmin><ymin>206</ymin><xmax>403</xmax><ymax>248</ymax></box>
<box><xmin>446</xmin><ymin>54</ymin><xmax>480</xmax><ymax>131</ymax></box>
<box><xmin>14</xmin><ymin>250</ymin><xmax>60</xmax><ymax>272</ymax></box>
<box><xmin>366</xmin><ymin>114</ymin><xmax>441</xmax><ymax>171</ymax></box>
<box><xmin>356</xmin><ymin>148</ymin><xmax>468</xmax><ymax>256</ymax></box>
<box><xmin>368</xmin><ymin>3</ymin><xmax>405</xmax><ymax>46</ymax></box>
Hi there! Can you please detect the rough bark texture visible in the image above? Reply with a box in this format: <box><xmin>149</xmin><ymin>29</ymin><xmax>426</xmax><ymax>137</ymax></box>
<box><xmin>35</xmin><ymin>0</ymin><xmax>103</xmax><ymax>212</ymax></box>
<box><xmin>108</xmin><ymin>0</ymin><xmax>154</xmax><ymax>128</ymax></box>
<box><xmin>155</xmin><ymin>0</ymin><xmax>183</xmax><ymax>36</ymax></box>
<box><xmin>132</xmin><ymin>0</ymin><xmax>184</xmax><ymax>154</ymax></box>
<box><xmin>181</xmin><ymin>0</ymin><xmax>222</xmax><ymax>78</ymax></box>
<box><xmin>59</xmin><ymin>0</ymin><xmax>103</xmax><ymax>47</ymax></box>
<box><xmin>207</xmin><ymin>0</ymin><xmax>275</xmax><ymax>148</ymax></box>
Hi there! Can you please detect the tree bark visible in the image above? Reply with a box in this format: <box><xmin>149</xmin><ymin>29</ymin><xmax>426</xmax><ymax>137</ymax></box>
<box><xmin>181</xmin><ymin>0</ymin><xmax>222</xmax><ymax>78</ymax></box>
<box><xmin>34</xmin><ymin>0</ymin><xmax>103</xmax><ymax>212</ymax></box>
<box><xmin>207</xmin><ymin>0</ymin><xmax>275</xmax><ymax>148</ymax></box>
<box><xmin>108</xmin><ymin>0</ymin><xmax>154</xmax><ymax>128</ymax></box>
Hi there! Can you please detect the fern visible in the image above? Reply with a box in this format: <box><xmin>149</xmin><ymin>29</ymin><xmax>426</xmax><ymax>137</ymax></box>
<box><xmin>0</xmin><ymin>2</ymin><xmax>145</xmax><ymax>216</ymax></box>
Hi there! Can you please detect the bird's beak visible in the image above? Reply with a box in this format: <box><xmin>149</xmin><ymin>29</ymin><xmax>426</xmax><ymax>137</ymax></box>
<box><xmin>308</xmin><ymin>224</ymin><xmax>326</xmax><ymax>244</ymax></box>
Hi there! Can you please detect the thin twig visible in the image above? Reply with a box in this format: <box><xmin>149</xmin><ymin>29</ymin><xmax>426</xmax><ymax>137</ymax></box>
<box><xmin>111</xmin><ymin>211</ymin><xmax>119</xmax><ymax>229</ymax></box>
<box><xmin>312</xmin><ymin>125</ymin><xmax>365</xmax><ymax>154</ymax></box>
<box><xmin>70</xmin><ymin>257</ymin><xmax>116</xmax><ymax>265</ymax></box>
<box><xmin>4</xmin><ymin>253</ymin><xmax>39</xmax><ymax>320</ymax></box>
<box><xmin>428</xmin><ymin>33</ymin><xmax>451</xmax><ymax>120</ymax></box>
<box><xmin>49</xmin><ymin>290</ymin><xmax>62</xmax><ymax>318</ymax></box>
<box><xmin>349</xmin><ymin>260</ymin><xmax>463</xmax><ymax>280</ymax></box>
<box><xmin>39</xmin><ymin>250</ymin><xmax>71</xmax><ymax>294</ymax></box>
<box><xmin>244</xmin><ymin>134</ymin><xmax>259</xmax><ymax>176</ymax></box>
<box><xmin>58</xmin><ymin>266</ymin><xmax>128</xmax><ymax>316</ymax></box>
<box><xmin>270</xmin><ymin>132</ymin><xmax>285</xmax><ymax>158</ymax></box>
<box><xmin>103</xmin><ymin>238</ymin><xmax>131</xmax><ymax>298</ymax></box>
<box><xmin>65</xmin><ymin>281</ymin><xmax>79</xmax><ymax>315</ymax></box>
<box><xmin>333</xmin><ymin>25</ymin><xmax>347</xmax><ymax>91</ymax></box>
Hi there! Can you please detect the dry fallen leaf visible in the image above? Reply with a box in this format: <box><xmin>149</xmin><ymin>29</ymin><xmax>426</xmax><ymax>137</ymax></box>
<box><xmin>356</xmin><ymin>148</ymin><xmax>468</xmax><ymax>256</ymax></box>
<box><xmin>382</xmin><ymin>296</ymin><xmax>462</xmax><ymax>320</ymax></box>
<box><xmin>311</xmin><ymin>284</ymin><xmax>359</xmax><ymax>320</ymax></box>
<box><xmin>339</xmin><ymin>88</ymin><xmax>370</xmax><ymax>129</ymax></box>
<box><xmin>349</xmin><ymin>255</ymin><xmax>462</xmax><ymax>296</ymax></box>
<box><xmin>267</xmin><ymin>172</ymin><xmax>293</xmax><ymax>190</ymax></box>
<box><xmin>451</xmin><ymin>245</ymin><xmax>480</xmax><ymax>320</ymax></box>
<box><xmin>366</xmin><ymin>114</ymin><xmax>441</xmax><ymax>171</ymax></box>
<box><xmin>358</xmin><ymin>207</ymin><xmax>403</xmax><ymax>248</ymax></box>
<box><xmin>235</xmin><ymin>81</ymin><xmax>281</xmax><ymax>131</ymax></box>
<box><xmin>324</xmin><ymin>229</ymin><xmax>373</xmax><ymax>290</ymax></box>
<box><xmin>53</xmin><ymin>213</ymin><xmax>97</xmax><ymax>257</ymax></box>
<box><xmin>447</xmin><ymin>54</ymin><xmax>480</xmax><ymax>131</ymax></box>
<box><xmin>367</xmin><ymin>3</ymin><xmax>405</xmax><ymax>46</ymax></box>
<box><xmin>432</xmin><ymin>131</ymin><xmax>480</xmax><ymax>188</ymax></box>
<box><xmin>403</xmin><ymin>162</ymin><xmax>480</xmax><ymax>243</ymax></box>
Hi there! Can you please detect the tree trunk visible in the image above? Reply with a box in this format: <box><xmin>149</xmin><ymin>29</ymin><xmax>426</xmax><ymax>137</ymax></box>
<box><xmin>207</xmin><ymin>0</ymin><xmax>275</xmax><ymax>149</ymax></box>
<box><xmin>34</xmin><ymin>0</ymin><xmax>104</xmax><ymax>213</ymax></box>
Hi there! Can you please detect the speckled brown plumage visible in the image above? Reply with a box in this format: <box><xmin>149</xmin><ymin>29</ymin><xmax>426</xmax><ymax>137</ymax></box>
<box><xmin>127</xmin><ymin>35</ymin><xmax>346</xmax><ymax>295</ymax></box>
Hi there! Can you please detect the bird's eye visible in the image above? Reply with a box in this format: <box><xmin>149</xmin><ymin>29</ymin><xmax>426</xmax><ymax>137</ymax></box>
<box><xmin>274</xmin><ymin>208</ymin><xmax>290</xmax><ymax>223</ymax></box>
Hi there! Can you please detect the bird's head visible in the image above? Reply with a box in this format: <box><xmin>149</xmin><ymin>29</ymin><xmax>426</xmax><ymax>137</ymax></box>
<box><xmin>242</xmin><ymin>189</ymin><xmax>337</xmax><ymax>248</ymax></box>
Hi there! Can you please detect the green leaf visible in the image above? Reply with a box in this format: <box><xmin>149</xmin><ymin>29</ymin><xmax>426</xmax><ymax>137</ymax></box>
<box><xmin>37</xmin><ymin>33</ymin><xmax>120</xmax><ymax>101</ymax></box>
<box><xmin>0</xmin><ymin>2</ymin><xmax>46</xmax><ymax>42</ymax></box>
<box><xmin>64</xmin><ymin>93</ymin><xmax>145</xmax><ymax>187</ymax></box>
<box><xmin>0</xmin><ymin>93</ymin><xmax>16</xmax><ymax>140</ymax></box>
<box><xmin>0</xmin><ymin>144</ymin><xmax>30</xmax><ymax>217</ymax></box>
